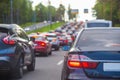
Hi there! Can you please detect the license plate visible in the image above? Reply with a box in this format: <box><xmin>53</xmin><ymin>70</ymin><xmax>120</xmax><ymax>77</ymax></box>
<box><xmin>103</xmin><ymin>63</ymin><xmax>120</xmax><ymax>71</ymax></box>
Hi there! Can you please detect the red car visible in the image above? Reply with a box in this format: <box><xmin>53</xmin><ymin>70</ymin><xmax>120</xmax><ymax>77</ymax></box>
<box><xmin>34</xmin><ymin>35</ymin><xmax>52</xmax><ymax>56</ymax></box>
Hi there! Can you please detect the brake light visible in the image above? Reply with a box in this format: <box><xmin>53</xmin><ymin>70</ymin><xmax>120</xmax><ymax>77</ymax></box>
<box><xmin>40</xmin><ymin>42</ymin><xmax>46</xmax><ymax>46</ymax></box>
<box><xmin>68</xmin><ymin>54</ymin><xmax>99</xmax><ymax>69</ymax></box>
<box><xmin>3</xmin><ymin>36</ymin><xmax>15</xmax><ymax>45</ymax></box>
<box><xmin>36</xmin><ymin>41</ymin><xmax>46</xmax><ymax>47</ymax></box>
<box><xmin>68</xmin><ymin>61</ymin><xmax>81</xmax><ymax>68</ymax></box>
<box><xmin>52</xmin><ymin>38</ymin><xmax>56</xmax><ymax>42</ymax></box>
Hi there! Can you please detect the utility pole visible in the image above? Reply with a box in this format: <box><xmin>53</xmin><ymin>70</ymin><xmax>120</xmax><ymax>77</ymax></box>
<box><xmin>10</xmin><ymin>0</ymin><xmax>13</xmax><ymax>23</ymax></box>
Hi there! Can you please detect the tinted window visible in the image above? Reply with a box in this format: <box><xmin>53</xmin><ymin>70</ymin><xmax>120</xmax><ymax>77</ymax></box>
<box><xmin>0</xmin><ymin>28</ymin><xmax>8</xmax><ymax>38</ymax></box>
<box><xmin>35</xmin><ymin>36</ymin><xmax>45</xmax><ymax>41</ymax></box>
<box><xmin>16</xmin><ymin>29</ymin><xmax>29</xmax><ymax>40</ymax></box>
<box><xmin>87</xmin><ymin>23</ymin><xmax>110</xmax><ymax>27</ymax></box>
<box><xmin>77</xmin><ymin>29</ymin><xmax>120</xmax><ymax>51</ymax></box>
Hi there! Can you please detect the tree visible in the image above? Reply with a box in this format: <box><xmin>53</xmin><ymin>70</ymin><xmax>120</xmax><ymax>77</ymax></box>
<box><xmin>93</xmin><ymin>0</ymin><xmax>120</xmax><ymax>25</ymax></box>
<box><xmin>56</xmin><ymin>4</ymin><xmax>65</xmax><ymax>21</ymax></box>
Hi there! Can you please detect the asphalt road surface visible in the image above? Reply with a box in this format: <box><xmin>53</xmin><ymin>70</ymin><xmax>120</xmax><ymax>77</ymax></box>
<box><xmin>20</xmin><ymin>49</ymin><xmax>66</xmax><ymax>80</ymax></box>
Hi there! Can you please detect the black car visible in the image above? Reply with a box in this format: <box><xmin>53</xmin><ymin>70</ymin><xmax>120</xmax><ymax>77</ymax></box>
<box><xmin>61</xmin><ymin>28</ymin><xmax>120</xmax><ymax>80</ymax></box>
<box><xmin>0</xmin><ymin>24</ymin><xmax>35</xmax><ymax>79</ymax></box>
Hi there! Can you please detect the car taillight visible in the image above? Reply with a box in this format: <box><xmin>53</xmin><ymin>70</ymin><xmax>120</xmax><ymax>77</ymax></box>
<box><xmin>82</xmin><ymin>61</ymin><xmax>98</xmax><ymax>69</ymax></box>
<box><xmin>3</xmin><ymin>36</ymin><xmax>15</xmax><ymax>45</ymax></box>
<box><xmin>68</xmin><ymin>60</ymin><xmax>81</xmax><ymax>68</ymax></box>
<box><xmin>40</xmin><ymin>42</ymin><xmax>46</xmax><ymax>46</ymax></box>
<box><xmin>68</xmin><ymin>54</ymin><xmax>99</xmax><ymax>69</ymax></box>
<box><xmin>36</xmin><ymin>41</ymin><xmax>46</xmax><ymax>47</ymax></box>
<box><xmin>52</xmin><ymin>38</ymin><xmax>56</xmax><ymax>42</ymax></box>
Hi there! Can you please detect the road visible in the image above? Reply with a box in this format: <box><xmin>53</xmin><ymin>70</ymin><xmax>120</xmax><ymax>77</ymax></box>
<box><xmin>18</xmin><ymin>49</ymin><xmax>66</xmax><ymax>80</ymax></box>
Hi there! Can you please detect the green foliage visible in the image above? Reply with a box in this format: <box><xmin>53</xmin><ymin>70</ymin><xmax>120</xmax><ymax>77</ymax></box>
<box><xmin>93</xmin><ymin>0</ymin><xmax>120</xmax><ymax>25</ymax></box>
<box><xmin>20</xmin><ymin>22</ymin><xmax>36</xmax><ymax>28</ymax></box>
<box><xmin>0</xmin><ymin>0</ymin><xmax>66</xmax><ymax>24</ymax></box>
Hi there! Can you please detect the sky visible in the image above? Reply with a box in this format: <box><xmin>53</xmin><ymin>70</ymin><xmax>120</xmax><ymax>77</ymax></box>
<box><xmin>30</xmin><ymin>0</ymin><xmax>97</xmax><ymax>21</ymax></box>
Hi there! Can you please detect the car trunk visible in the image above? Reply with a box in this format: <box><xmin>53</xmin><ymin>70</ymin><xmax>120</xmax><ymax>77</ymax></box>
<box><xmin>79</xmin><ymin>51</ymin><xmax>120</xmax><ymax>79</ymax></box>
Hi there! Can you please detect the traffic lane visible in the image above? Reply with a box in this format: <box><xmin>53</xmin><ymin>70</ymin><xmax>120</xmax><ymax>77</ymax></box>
<box><xmin>19</xmin><ymin>49</ymin><xmax>67</xmax><ymax>80</ymax></box>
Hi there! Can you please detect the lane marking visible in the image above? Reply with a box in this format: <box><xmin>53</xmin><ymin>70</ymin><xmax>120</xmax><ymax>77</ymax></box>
<box><xmin>57</xmin><ymin>60</ymin><xmax>63</xmax><ymax>66</ymax></box>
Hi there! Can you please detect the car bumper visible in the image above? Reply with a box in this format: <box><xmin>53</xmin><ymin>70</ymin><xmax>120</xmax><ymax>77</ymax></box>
<box><xmin>0</xmin><ymin>56</ymin><xmax>17</xmax><ymax>73</ymax></box>
<box><xmin>52</xmin><ymin>44</ymin><xmax>59</xmax><ymax>48</ymax></box>
<box><xmin>66</xmin><ymin>69</ymin><xmax>120</xmax><ymax>80</ymax></box>
<box><xmin>34</xmin><ymin>47</ymin><xmax>47</xmax><ymax>53</ymax></box>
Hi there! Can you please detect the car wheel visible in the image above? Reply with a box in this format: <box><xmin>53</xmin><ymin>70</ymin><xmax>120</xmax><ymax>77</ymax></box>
<box><xmin>27</xmin><ymin>54</ymin><xmax>35</xmax><ymax>71</ymax></box>
<box><xmin>61</xmin><ymin>70</ymin><xmax>65</xmax><ymax>80</ymax></box>
<box><xmin>44</xmin><ymin>52</ymin><xmax>49</xmax><ymax>57</ymax></box>
<box><xmin>12</xmin><ymin>56</ymin><xmax>24</xmax><ymax>79</ymax></box>
<box><xmin>55</xmin><ymin>47</ymin><xmax>59</xmax><ymax>51</ymax></box>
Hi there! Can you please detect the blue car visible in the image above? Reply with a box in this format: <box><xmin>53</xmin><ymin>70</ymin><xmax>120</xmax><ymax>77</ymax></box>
<box><xmin>0</xmin><ymin>24</ymin><xmax>35</xmax><ymax>79</ymax></box>
<box><xmin>61</xmin><ymin>28</ymin><xmax>120</xmax><ymax>80</ymax></box>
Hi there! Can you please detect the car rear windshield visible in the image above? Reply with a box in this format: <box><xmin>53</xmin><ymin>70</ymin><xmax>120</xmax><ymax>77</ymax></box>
<box><xmin>0</xmin><ymin>28</ymin><xmax>8</xmax><ymax>38</ymax></box>
<box><xmin>87</xmin><ymin>22</ymin><xmax>110</xmax><ymax>27</ymax></box>
<box><xmin>77</xmin><ymin>29</ymin><xmax>120</xmax><ymax>51</ymax></box>
<box><xmin>47</xmin><ymin>35</ymin><xmax>56</xmax><ymax>37</ymax></box>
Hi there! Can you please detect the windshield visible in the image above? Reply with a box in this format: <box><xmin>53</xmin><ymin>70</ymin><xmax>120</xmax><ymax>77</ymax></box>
<box><xmin>77</xmin><ymin>29</ymin><xmax>120</xmax><ymax>51</ymax></box>
<box><xmin>87</xmin><ymin>23</ymin><xmax>110</xmax><ymax>27</ymax></box>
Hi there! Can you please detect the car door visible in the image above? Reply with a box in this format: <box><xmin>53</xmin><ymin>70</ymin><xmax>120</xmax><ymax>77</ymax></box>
<box><xmin>16</xmin><ymin>28</ymin><xmax>33</xmax><ymax>63</ymax></box>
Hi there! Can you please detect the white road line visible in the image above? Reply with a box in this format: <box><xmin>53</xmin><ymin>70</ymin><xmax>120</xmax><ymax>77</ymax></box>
<box><xmin>57</xmin><ymin>60</ymin><xmax>63</xmax><ymax>66</ymax></box>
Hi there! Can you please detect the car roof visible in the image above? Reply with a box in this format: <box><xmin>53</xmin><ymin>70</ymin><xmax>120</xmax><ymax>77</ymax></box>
<box><xmin>86</xmin><ymin>19</ymin><xmax>111</xmax><ymax>23</ymax></box>
<box><xmin>84</xmin><ymin>27</ymin><xmax>120</xmax><ymax>30</ymax></box>
<box><xmin>0</xmin><ymin>24</ymin><xmax>21</xmax><ymax>29</ymax></box>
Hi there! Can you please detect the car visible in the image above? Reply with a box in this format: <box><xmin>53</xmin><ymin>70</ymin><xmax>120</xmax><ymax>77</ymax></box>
<box><xmin>0</xmin><ymin>24</ymin><xmax>35</xmax><ymax>79</ymax></box>
<box><xmin>84</xmin><ymin>19</ymin><xmax>112</xmax><ymax>28</ymax></box>
<box><xmin>59</xmin><ymin>35</ymin><xmax>68</xmax><ymax>46</ymax></box>
<box><xmin>46</xmin><ymin>33</ymin><xmax>60</xmax><ymax>50</ymax></box>
<box><xmin>61</xmin><ymin>27</ymin><xmax>120</xmax><ymax>80</ymax></box>
<box><xmin>33</xmin><ymin>35</ymin><xmax>52</xmax><ymax>56</ymax></box>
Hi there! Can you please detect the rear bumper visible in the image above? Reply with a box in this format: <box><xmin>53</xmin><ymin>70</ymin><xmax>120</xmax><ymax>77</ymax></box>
<box><xmin>0</xmin><ymin>56</ymin><xmax>17</xmax><ymax>73</ymax></box>
<box><xmin>52</xmin><ymin>44</ymin><xmax>59</xmax><ymax>48</ymax></box>
<box><xmin>34</xmin><ymin>47</ymin><xmax>48</xmax><ymax>54</ymax></box>
<box><xmin>66</xmin><ymin>67</ymin><xmax>120</xmax><ymax>80</ymax></box>
<box><xmin>0</xmin><ymin>61</ymin><xmax>11</xmax><ymax>73</ymax></box>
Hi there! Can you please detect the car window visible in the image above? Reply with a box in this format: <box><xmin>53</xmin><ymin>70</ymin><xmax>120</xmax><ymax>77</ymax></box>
<box><xmin>77</xmin><ymin>29</ymin><xmax>120</xmax><ymax>50</ymax></box>
<box><xmin>16</xmin><ymin>29</ymin><xmax>29</xmax><ymax>41</ymax></box>
<box><xmin>87</xmin><ymin>23</ymin><xmax>110</xmax><ymax>27</ymax></box>
<box><xmin>35</xmin><ymin>36</ymin><xmax>44</xmax><ymax>41</ymax></box>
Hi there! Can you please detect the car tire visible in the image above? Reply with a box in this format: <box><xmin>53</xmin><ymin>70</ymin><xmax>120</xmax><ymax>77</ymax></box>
<box><xmin>12</xmin><ymin>56</ymin><xmax>24</xmax><ymax>79</ymax></box>
<box><xmin>44</xmin><ymin>52</ymin><xmax>49</xmax><ymax>57</ymax></box>
<box><xmin>55</xmin><ymin>46</ymin><xmax>60</xmax><ymax>51</ymax></box>
<box><xmin>27</xmin><ymin>54</ymin><xmax>35</xmax><ymax>71</ymax></box>
<box><xmin>49</xmin><ymin>51</ymin><xmax>52</xmax><ymax>55</ymax></box>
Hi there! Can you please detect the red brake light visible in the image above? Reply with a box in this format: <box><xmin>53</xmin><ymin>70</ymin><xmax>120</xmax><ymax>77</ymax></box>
<box><xmin>81</xmin><ymin>62</ymin><xmax>98</xmax><ymax>69</ymax></box>
<box><xmin>68</xmin><ymin>54</ymin><xmax>99</xmax><ymax>69</ymax></box>
<box><xmin>52</xmin><ymin>38</ymin><xmax>56</xmax><ymax>42</ymax></box>
<box><xmin>40</xmin><ymin>42</ymin><xmax>46</xmax><ymax>46</ymax></box>
<box><xmin>3</xmin><ymin>36</ymin><xmax>15</xmax><ymax>45</ymax></box>
<box><xmin>35</xmin><ymin>41</ymin><xmax>46</xmax><ymax>47</ymax></box>
<box><xmin>68</xmin><ymin>61</ymin><xmax>81</xmax><ymax>68</ymax></box>
<box><xmin>68</xmin><ymin>54</ymin><xmax>82</xmax><ymax>68</ymax></box>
